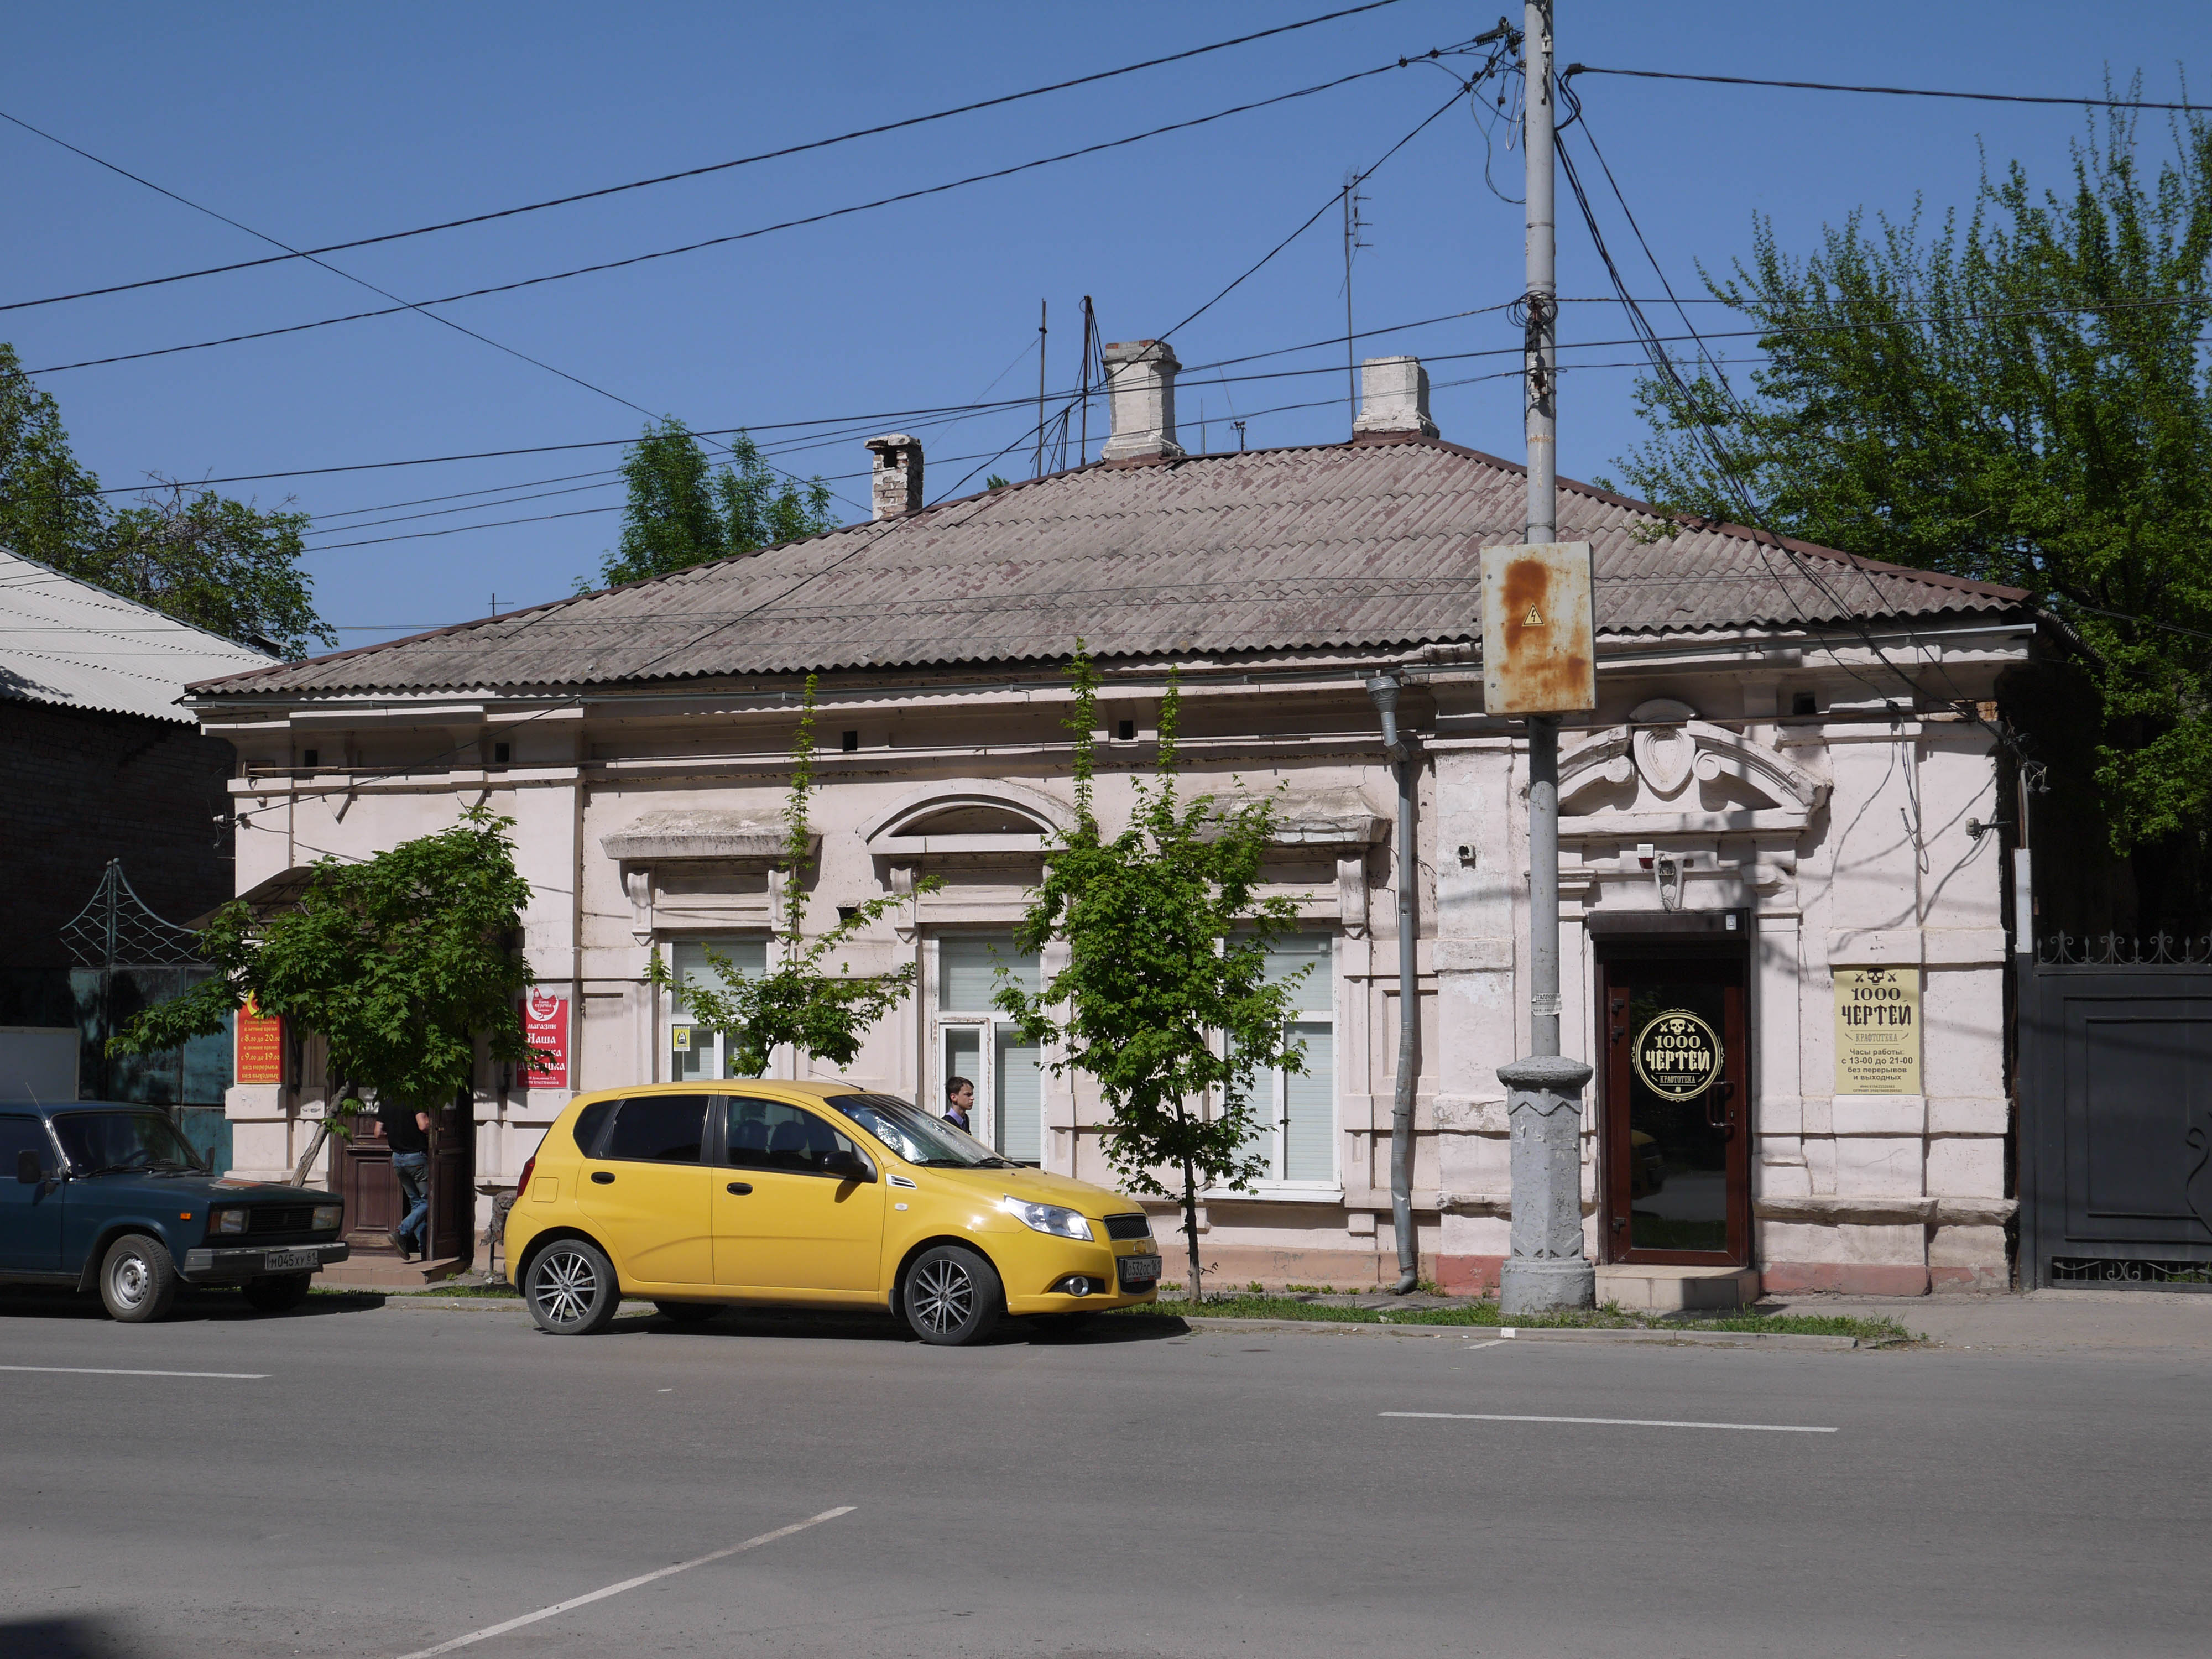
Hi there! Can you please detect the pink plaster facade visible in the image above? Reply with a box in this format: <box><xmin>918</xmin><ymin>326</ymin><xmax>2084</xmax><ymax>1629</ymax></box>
<box><xmin>201</xmin><ymin>616</ymin><xmax>2027</xmax><ymax>1297</ymax></box>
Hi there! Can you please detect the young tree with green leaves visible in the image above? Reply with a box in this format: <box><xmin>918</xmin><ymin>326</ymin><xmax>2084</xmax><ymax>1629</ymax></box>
<box><xmin>650</xmin><ymin>675</ymin><xmax>935</xmax><ymax>1073</ymax></box>
<box><xmin>1607</xmin><ymin>109</ymin><xmax>2212</xmax><ymax>925</ymax></box>
<box><xmin>112</xmin><ymin>806</ymin><xmax>542</xmax><ymax>1185</ymax></box>
<box><xmin>1</xmin><ymin>344</ymin><xmax>332</xmax><ymax>656</ymax></box>
<box><xmin>994</xmin><ymin>646</ymin><xmax>1310</xmax><ymax>1302</ymax></box>
<box><xmin>593</xmin><ymin>419</ymin><xmax>838</xmax><ymax>589</ymax></box>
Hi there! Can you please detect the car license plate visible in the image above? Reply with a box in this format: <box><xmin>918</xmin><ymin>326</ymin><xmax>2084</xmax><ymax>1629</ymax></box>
<box><xmin>264</xmin><ymin>1248</ymin><xmax>316</xmax><ymax>1272</ymax></box>
<box><xmin>1117</xmin><ymin>1254</ymin><xmax>1161</xmax><ymax>1287</ymax></box>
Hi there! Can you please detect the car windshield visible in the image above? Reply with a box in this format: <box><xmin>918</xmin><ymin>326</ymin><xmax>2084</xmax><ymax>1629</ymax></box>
<box><xmin>51</xmin><ymin>1110</ymin><xmax>205</xmax><ymax>1175</ymax></box>
<box><xmin>828</xmin><ymin>1094</ymin><xmax>1016</xmax><ymax>1168</ymax></box>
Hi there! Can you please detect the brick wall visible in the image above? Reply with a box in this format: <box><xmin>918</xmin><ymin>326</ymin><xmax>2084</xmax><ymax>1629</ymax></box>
<box><xmin>1</xmin><ymin>699</ymin><xmax>236</xmax><ymax>969</ymax></box>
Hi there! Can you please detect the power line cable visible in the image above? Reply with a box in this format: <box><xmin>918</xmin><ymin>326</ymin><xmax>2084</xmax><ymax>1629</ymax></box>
<box><xmin>2</xmin><ymin>111</ymin><xmax>862</xmax><ymax>512</ymax></box>
<box><xmin>1561</xmin><ymin>64</ymin><xmax>2212</xmax><ymax>113</ymax></box>
<box><xmin>27</xmin><ymin>47</ymin><xmax>1468</xmax><ymax>378</ymax></box>
<box><xmin>0</xmin><ymin>2</ymin><xmax>1410</xmax><ymax>315</ymax></box>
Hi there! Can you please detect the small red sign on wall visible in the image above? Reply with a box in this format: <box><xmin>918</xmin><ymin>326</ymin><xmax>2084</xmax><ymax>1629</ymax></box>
<box><xmin>236</xmin><ymin>996</ymin><xmax>285</xmax><ymax>1085</ymax></box>
<box><xmin>521</xmin><ymin>988</ymin><xmax>569</xmax><ymax>1090</ymax></box>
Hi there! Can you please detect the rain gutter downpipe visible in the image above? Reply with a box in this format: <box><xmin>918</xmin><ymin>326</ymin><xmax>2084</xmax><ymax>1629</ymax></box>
<box><xmin>1366</xmin><ymin>670</ymin><xmax>1422</xmax><ymax>1296</ymax></box>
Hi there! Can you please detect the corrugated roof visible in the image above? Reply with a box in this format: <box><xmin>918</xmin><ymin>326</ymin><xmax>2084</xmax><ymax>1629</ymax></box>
<box><xmin>1</xmin><ymin>546</ymin><xmax>276</xmax><ymax>722</ymax></box>
<box><xmin>190</xmin><ymin>436</ymin><xmax>2028</xmax><ymax>699</ymax></box>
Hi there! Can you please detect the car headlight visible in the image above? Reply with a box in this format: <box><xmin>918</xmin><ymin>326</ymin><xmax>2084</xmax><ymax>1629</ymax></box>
<box><xmin>311</xmin><ymin>1204</ymin><xmax>342</xmax><ymax>1232</ymax></box>
<box><xmin>999</xmin><ymin>1196</ymin><xmax>1093</xmax><ymax>1241</ymax></box>
<box><xmin>209</xmin><ymin>1208</ymin><xmax>247</xmax><ymax>1235</ymax></box>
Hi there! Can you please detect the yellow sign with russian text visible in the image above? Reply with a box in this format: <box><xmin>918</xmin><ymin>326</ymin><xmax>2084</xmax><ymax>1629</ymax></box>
<box><xmin>1834</xmin><ymin>967</ymin><xmax>1921</xmax><ymax>1094</ymax></box>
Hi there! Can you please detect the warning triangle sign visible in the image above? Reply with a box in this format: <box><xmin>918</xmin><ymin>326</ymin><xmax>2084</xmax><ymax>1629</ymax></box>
<box><xmin>1524</xmin><ymin>606</ymin><xmax>1543</xmax><ymax>627</ymax></box>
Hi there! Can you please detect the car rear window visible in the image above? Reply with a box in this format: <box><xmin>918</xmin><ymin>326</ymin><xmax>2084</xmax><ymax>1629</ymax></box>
<box><xmin>598</xmin><ymin>1095</ymin><xmax>708</xmax><ymax>1164</ymax></box>
<box><xmin>571</xmin><ymin>1098</ymin><xmax>615</xmax><ymax>1155</ymax></box>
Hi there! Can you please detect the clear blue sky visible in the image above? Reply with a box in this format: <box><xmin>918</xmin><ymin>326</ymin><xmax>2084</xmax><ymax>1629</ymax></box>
<box><xmin>4</xmin><ymin>2</ymin><xmax>2204</xmax><ymax>645</ymax></box>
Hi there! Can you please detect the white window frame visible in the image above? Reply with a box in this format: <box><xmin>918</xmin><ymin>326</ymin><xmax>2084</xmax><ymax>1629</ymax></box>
<box><xmin>929</xmin><ymin>934</ymin><xmax>1044</xmax><ymax>1165</ymax></box>
<box><xmin>661</xmin><ymin>935</ymin><xmax>773</xmax><ymax>1082</ymax></box>
<box><xmin>1215</xmin><ymin>931</ymin><xmax>1340</xmax><ymax>1199</ymax></box>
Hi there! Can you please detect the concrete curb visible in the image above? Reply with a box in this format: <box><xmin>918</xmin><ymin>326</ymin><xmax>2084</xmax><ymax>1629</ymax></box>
<box><xmin>1177</xmin><ymin>1315</ymin><xmax>1871</xmax><ymax>1350</ymax></box>
<box><xmin>362</xmin><ymin>1295</ymin><xmax>1890</xmax><ymax>1350</ymax></box>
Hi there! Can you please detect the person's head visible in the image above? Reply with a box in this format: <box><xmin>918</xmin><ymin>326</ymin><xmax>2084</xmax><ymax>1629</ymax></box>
<box><xmin>947</xmin><ymin>1076</ymin><xmax>974</xmax><ymax>1112</ymax></box>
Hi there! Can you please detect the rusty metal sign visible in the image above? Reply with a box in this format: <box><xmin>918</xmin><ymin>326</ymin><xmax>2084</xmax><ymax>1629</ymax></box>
<box><xmin>1480</xmin><ymin>541</ymin><xmax>1595</xmax><ymax>714</ymax></box>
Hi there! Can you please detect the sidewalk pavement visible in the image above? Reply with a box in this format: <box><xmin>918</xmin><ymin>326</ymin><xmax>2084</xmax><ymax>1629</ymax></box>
<box><xmin>1759</xmin><ymin>1288</ymin><xmax>2212</xmax><ymax>1355</ymax></box>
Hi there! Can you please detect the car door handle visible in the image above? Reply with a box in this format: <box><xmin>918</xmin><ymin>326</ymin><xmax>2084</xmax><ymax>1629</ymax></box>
<box><xmin>725</xmin><ymin>1182</ymin><xmax>753</xmax><ymax>1196</ymax></box>
<box><xmin>590</xmin><ymin>1171</ymin><xmax>615</xmax><ymax>1185</ymax></box>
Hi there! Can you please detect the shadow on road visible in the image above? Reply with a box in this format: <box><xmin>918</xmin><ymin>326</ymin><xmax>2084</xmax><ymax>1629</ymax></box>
<box><xmin>596</xmin><ymin>1307</ymin><xmax>1194</xmax><ymax>1347</ymax></box>
<box><xmin>0</xmin><ymin>1616</ymin><xmax>138</xmax><ymax>1658</ymax></box>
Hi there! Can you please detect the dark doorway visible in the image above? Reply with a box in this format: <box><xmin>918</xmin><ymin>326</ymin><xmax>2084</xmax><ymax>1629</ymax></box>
<box><xmin>1597</xmin><ymin>932</ymin><xmax>1750</xmax><ymax>1265</ymax></box>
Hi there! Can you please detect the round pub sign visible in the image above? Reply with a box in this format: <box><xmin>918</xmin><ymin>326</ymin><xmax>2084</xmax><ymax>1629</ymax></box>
<box><xmin>1632</xmin><ymin>1010</ymin><xmax>1723</xmax><ymax>1100</ymax></box>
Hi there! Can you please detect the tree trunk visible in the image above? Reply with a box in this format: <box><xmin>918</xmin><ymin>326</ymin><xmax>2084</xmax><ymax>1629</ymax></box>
<box><xmin>289</xmin><ymin>1118</ymin><xmax>331</xmax><ymax>1187</ymax></box>
<box><xmin>1181</xmin><ymin>1153</ymin><xmax>1203</xmax><ymax>1303</ymax></box>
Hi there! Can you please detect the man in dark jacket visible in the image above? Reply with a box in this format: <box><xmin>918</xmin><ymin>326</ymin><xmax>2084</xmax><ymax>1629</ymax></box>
<box><xmin>379</xmin><ymin>1097</ymin><xmax>434</xmax><ymax>1260</ymax></box>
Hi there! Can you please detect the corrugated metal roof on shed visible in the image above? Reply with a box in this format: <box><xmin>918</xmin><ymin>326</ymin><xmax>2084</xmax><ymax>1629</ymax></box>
<box><xmin>2</xmin><ymin>545</ymin><xmax>275</xmax><ymax>722</ymax></box>
<box><xmin>190</xmin><ymin>436</ymin><xmax>2028</xmax><ymax>699</ymax></box>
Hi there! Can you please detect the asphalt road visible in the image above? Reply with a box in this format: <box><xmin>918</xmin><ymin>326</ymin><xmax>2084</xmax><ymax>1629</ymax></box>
<box><xmin>2</xmin><ymin>1290</ymin><xmax>2206</xmax><ymax>1659</ymax></box>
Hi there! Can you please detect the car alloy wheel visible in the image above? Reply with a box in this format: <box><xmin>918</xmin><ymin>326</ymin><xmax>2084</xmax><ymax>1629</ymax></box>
<box><xmin>525</xmin><ymin>1239</ymin><xmax>620</xmax><ymax>1335</ymax></box>
<box><xmin>902</xmin><ymin>1245</ymin><xmax>1003</xmax><ymax>1346</ymax></box>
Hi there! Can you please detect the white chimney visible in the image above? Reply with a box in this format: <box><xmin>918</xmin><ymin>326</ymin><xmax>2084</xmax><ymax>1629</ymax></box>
<box><xmin>1100</xmin><ymin>340</ymin><xmax>1185</xmax><ymax>462</ymax></box>
<box><xmin>865</xmin><ymin>434</ymin><xmax>924</xmax><ymax>519</ymax></box>
<box><xmin>1352</xmin><ymin>355</ymin><xmax>1438</xmax><ymax>440</ymax></box>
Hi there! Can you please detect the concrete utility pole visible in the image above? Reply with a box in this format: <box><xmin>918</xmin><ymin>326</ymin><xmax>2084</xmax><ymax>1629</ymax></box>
<box><xmin>1494</xmin><ymin>0</ymin><xmax>1597</xmax><ymax>1315</ymax></box>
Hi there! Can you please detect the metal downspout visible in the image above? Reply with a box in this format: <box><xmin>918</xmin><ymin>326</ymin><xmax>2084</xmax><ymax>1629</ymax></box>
<box><xmin>1367</xmin><ymin>674</ymin><xmax>1422</xmax><ymax>1295</ymax></box>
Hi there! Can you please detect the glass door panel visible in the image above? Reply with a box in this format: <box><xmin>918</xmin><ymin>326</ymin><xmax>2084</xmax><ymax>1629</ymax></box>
<box><xmin>1600</xmin><ymin>951</ymin><xmax>1749</xmax><ymax>1265</ymax></box>
<box><xmin>1282</xmin><ymin>1022</ymin><xmax>1334</xmax><ymax>1181</ymax></box>
<box><xmin>994</xmin><ymin>1026</ymin><xmax>1042</xmax><ymax>1164</ymax></box>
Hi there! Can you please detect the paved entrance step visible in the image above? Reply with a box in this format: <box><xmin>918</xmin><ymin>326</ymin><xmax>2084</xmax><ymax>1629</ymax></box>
<box><xmin>321</xmin><ymin>1255</ymin><xmax>465</xmax><ymax>1290</ymax></box>
<box><xmin>1595</xmin><ymin>1264</ymin><xmax>1759</xmax><ymax>1312</ymax></box>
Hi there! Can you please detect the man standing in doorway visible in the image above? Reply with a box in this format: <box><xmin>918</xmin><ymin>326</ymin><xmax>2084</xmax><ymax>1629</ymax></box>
<box><xmin>944</xmin><ymin>1077</ymin><xmax>975</xmax><ymax>1135</ymax></box>
<box><xmin>380</xmin><ymin>1096</ymin><xmax>432</xmax><ymax>1261</ymax></box>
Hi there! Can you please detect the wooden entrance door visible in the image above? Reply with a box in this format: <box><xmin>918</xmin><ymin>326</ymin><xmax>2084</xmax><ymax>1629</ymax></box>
<box><xmin>1598</xmin><ymin>943</ymin><xmax>1750</xmax><ymax>1265</ymax></box>
<box><xmin>334</xmin><ymin>1096</ymin><xmax>475</xmax><ymax>1266</ymax></box>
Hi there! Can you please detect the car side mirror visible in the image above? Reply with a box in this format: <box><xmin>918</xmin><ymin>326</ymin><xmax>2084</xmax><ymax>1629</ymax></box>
<box><xmin>822</xmin><ymin>1149</ymin><xmax>873</xmax><ymax>1183</ymax></box>
<box><xmin>17</xmin><ymin>1148</ymin><xmax>43</xmax><ymax>1185</ymax></box>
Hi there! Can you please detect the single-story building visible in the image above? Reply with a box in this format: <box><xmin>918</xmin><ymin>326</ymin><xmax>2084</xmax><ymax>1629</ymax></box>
<box><xmin>187</xmin><ymin>345</ymin><xmax>2030</xmax><ymax>1297</ymax></box>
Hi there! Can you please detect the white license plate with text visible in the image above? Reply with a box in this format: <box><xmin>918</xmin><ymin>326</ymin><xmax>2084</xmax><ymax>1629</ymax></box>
<box><xmin>1118</xmin><ymin>1255</ymin><xmax>1161</xmax><ymax>1287</ymax></box>
<box><xmin>264</xmin><ymin>1249</ymin><xmax>317</xmax><ymax>1272</ymax></box>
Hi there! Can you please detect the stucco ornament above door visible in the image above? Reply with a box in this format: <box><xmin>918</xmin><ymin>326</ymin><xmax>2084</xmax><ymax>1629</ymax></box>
<box><xmin>1630</xmin><ymin>698</ymin><xmax>1699</xmax><ymax>797</ymax></box>
<box><xmin>1557</xmin><ymin>700</ymin><xmax>1830</xmax><ymax>838</ymax></box>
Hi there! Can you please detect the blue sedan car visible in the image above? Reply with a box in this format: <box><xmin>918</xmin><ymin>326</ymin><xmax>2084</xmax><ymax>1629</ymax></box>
<box><xmin>0</xmin><ymin>1099</ymin><xmax>349</xmax><ymax>1322</ymax></box>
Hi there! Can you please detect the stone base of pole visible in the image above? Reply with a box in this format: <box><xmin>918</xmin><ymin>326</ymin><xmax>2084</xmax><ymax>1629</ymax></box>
<box><xmin>1497</xmin><ymin>1052</ymin><xmax>1597</xmax><ymax>1314</ymax></box>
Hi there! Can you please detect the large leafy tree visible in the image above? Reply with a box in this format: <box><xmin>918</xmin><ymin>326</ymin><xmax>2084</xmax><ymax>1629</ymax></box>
<box><xmin>1609</xmin><ymin>110</ymin><xmax>2212</xmax><ymax>926</ymax></box>
<box><xmin>594</xmin><ymin>418</ymin><xmax>837</xmax><ymax>588</ymax></box>
<box><xmin>994</xmin><ymin>647</ymin><xmax>1310</xmax><ymax>1302</ymax></box>
<box><xmin>651</xmin><ymin>675</ymin><xmax>934</xmax><ymax>1074</ymax></box>
<box><xmin>112</xmin><ymin>807</ymin><xmax>542</xmax><ymax>1185</ymax></box>
<box><xmin>1</xmin><ymin>343</ymin><xmax>333</xmax><ymax>657</ymax></box>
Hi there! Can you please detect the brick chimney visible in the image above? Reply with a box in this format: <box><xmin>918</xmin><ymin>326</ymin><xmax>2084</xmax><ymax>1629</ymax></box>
<box><xmin>1099</xmin><ymin>340</ymin><xmax>1185</xmax><ymax>462</ymax></box>
<box><xmin>866</xmin><ymin>434</ymin><xmax>924</xmax><ymax>519</ymax></box>
<box><xmin>1352</xmin><ymin>355</ymin><xmax>1438</xmax><ymax>440</ymax></box>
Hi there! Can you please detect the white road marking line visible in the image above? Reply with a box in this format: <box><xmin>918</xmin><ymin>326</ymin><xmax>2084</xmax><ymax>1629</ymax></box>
<box><xmin>1380</xmin><ymin>1411</ymin><xmax>1837</xmax><ymax>1433</ymax></box>
<box><xmin>0</xmin><ymin>1364</ymin><xmax>268</xmax><ymax>1379</ymax></box>
<box><xmin>393</xmin><ymin>1505</ymin><xmax>855</xmax><ymax>1659</ymax></box>
<box><xmin>1460</xmin><ymin>1339</ymin><xmax>1507</xmax><ymax>1350</ymax></box>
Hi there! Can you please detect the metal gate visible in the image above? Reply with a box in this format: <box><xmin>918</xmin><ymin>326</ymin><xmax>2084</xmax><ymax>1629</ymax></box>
<box><xmin>2020</xmin><ymin>935</ymin><xmax>2212</xmax><ymax>1287</ymax></box>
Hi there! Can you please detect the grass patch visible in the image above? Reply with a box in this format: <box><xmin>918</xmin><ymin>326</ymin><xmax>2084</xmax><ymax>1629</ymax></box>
<box><xmin>1118</xmin><ymin>1293</ymin><xmax>1913</xmax><ymax>1343</ymax></box>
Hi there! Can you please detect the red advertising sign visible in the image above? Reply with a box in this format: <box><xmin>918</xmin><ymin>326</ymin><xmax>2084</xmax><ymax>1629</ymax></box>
<box><xmin>236</xmin><ymin>996</ymin><xmax>285</xmax><ymax>1085</ymax></box>
<box><xmin>521</xmin><ymin>988</ymin><xmax>569</xmax><ymax>1091</ymax></box>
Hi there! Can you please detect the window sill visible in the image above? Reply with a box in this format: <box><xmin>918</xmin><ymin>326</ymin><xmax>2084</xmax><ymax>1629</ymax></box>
<box><xmin>1194</xmin><ymin>1185</ymin><xmax>1344</xmax><ymax>1206</ymax></box>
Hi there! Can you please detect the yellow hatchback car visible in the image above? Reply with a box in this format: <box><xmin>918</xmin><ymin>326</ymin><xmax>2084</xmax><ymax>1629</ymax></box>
<box><xmin>506</xmin><ymin>1081</ymin><xmax>1161</xmax><ymax>1344</ymax></box>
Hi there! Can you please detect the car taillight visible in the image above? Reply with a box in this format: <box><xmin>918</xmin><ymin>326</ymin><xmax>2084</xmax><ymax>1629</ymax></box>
<box><xmin>515</xmin><ymin>1156</ymin><xmax>536</xmax><ymax>1199</ymax></box>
